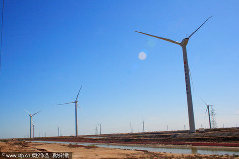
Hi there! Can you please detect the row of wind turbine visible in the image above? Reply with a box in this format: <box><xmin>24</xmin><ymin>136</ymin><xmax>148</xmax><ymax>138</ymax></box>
<box><xmin>24</xmin><ymin>86</ymin><xmax>83</xmax><ymax>138</ymax></box>
<box><xmin>23</xmin><ymin>16</ymin><xmax>212</xmax><ymax>136</ymax></box>
<box><xmin>25</xmin><ymin>110</ymin><xmax>40</xmax><ymax>138</ymax></box>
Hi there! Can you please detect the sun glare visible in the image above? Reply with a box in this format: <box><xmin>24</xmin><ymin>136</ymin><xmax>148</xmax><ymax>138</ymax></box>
<box><xmin>138</xmin><ymin>52</ymin><xmax>147</xmax><ymax>60</ymax></box>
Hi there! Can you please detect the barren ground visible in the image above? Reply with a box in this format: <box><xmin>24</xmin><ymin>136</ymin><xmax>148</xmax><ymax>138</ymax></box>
<box><xmin>1</xmin><ymin>128</ymin><xmax>239</xmax><ymax>158</ymax></box>
<box><xmin>1</xmin><ymin>140</ymin><xmax>239</xmax><ymax>159</ymax></box>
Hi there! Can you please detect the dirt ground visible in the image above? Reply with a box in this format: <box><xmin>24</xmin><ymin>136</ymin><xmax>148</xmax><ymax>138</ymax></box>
<box><xmin>1</xmin><ymin>141</ymin><xmax>239</xmax><ymax>159</ymax></box>
<box><xmin>32</xmin><ymin>127</ymin><xmax>239</xmax><ymax>147</ymax></box>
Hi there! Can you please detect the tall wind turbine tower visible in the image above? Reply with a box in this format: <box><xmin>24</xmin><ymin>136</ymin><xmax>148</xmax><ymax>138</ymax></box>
<box><xmin>95</xmin><ymin>126</ymin><xmax>98</xmax><ymax>135</ymax></box>
<box><xmin>98</xmin><ymin>123</ymin><xmax>102</xmax><ymax>135</ymax></box>
<box><xmin>136</xmin><ymin>17</ymin><xmax>212</xmax><ymax>133</ymax></box>
<box><xmin>32</xmin><ymin>124</ymin><xmax>35</xmax><ymax>138</ymax></box>
<box><xmin>206</xmin><ymin>104</ymin><xmax>213</xmax><ymax>129</ymax></box>
<box><xmin>58</xmin><ymin>86</ymin><xmax>82</xmax><ymax>137</ymax></box>
<box><xmin>58</xmin><ymin>127</ymin><xmax>60</xmax><ymax>136</ymax></box>
<box><xmin>25</xmin><ymin>110</ymin><xmax>40</xmax><ymax>138</ymax></box>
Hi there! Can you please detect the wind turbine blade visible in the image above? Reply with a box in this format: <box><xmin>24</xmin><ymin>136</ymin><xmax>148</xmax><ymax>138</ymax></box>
<box><xmin>24</xmin><ymin>109</ymin><xmax>30</xmax><ymax>115</ymax></box>
<box><xmin>188</xmin><ymin>16</ymin><xmax>212</xmax><ymax>39</ymax></box>
<box><xmin>58</xmin><ymin>102</ymin><xmax>75</xmax><ymax>105</ymax></box>
<box><xmin>135</xmin><ymin>31</ymin><xmax>180</xmax><ymax>45</ymax></box>
<box><xmin>200</xmin><ymin>97</ymin><xmax>207</xmax><ymax>106</ymax></box>
<box><xmin>76</xmin><ymin>85</ymin><xmax>82</xmax><ymax>101</ymax></box>
<box><xmin>32</xmin><ymin>111</ymin><xmax>40</xmax><ymax>116</ymax></box>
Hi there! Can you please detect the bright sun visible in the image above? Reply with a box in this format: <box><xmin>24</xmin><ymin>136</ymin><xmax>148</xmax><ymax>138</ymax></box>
<box><xmin>138</xmin><ymin>52</ymin><xmax>147</xmax><ymax>60</ymax></box>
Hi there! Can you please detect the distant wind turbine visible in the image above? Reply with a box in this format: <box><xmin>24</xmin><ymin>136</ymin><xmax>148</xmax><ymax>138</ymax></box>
<box><xmin>142</xmin><ymin>121</ymin><xmax>145</xmax><ymax>132</ymax></box>
<box><xmin>95</xmin><ymin>125</ymin><xmax>98</xmax><ymax>135</ymax></box>
<box><xmin>58</xmin><ymin>127</ymin><xmax>60</xmax><ymax>137</ymax></box>
<box><xmin>58</xmin><ymin>86</ymin><xmax>82</xmax><ymax>137</ymax></box>
<box><xmin>201</xmin><ymin>98</ymin><xmax>213</xmax><ymax>129</ymax></box>
<box><xmin>98</xmin><ymin>123</ymin><xmax>102</xmax><ymax>135</ymax></box>
<box><xmin>25</xmin><ymin>110</ymin><xmax>40</xmax><ymax>138</ymax></box>
<box><xmin>130</xmin><ymin>122</ymin><xmax>133</xmax><ymax>133</ymax></box>
<box><xmin>136</xmin><ymin>16</ymin><xmax>212</xmax><ymax>133</ymax></box>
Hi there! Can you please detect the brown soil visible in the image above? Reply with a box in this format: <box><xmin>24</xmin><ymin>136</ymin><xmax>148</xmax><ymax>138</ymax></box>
<box><xmin>0</xmin><ymin>141</ymin><xmax>239</xmax><ymax>159</ymax></box>
<box><xmin>1</xmin><ymin>128</ymin><xmax>239</xmax><ymax>158</ymax></box>
<box><xmin>27</xmin><ymin>127</ymin><xmax>239</xmax><ymax>147</ymax></box>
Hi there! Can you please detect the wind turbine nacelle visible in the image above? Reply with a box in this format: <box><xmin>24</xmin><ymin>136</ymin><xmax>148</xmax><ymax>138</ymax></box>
<box><xmin>181</xmin><ymin>38</ymin><xmax>189</xmax><ymax>46</ymax></box>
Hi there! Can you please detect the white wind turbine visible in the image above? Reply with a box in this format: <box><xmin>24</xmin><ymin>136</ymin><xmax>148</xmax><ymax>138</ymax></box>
<box><xmin>58</xmin><ymin>86</ymin><xmax>82</xmax><ymax>137</ymax></box>
<box><xmin>136</xmin><ymin>17</ymin><xmax>212</xmax><ymax>133</ymax></box>
<box><xmin>25</xmin><ymin>110</ymin><xmax>40</xmax><ymax>138</ymax></box>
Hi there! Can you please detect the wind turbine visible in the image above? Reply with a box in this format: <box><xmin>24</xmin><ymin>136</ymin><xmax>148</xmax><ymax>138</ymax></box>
<box><xmin>135</xmin><ymin>17</ymin><xmax>212</xmax><ymax>133</ymax></box>
<box><xmin>206</xmin><ymin>104</ymin><xmax>213</xmax><ymax>129</ymax></box>
<box><xmin>201</xmin><ymin>98</ymin><xmax>213</xmax><ymax>129</ymax></box>
<box><xmin>25</xmin><ymin>110</ymin><xmax>40</xmax><ymax>138</ymax></box>
<box><xmin>58</xmin><ymin>86</ymin><xmax>82</xmax><ymax>137</ymax></box>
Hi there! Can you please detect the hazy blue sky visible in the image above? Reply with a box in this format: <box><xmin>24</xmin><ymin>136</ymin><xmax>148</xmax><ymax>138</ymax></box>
<box><xmin>0</xmin><ymin>0</ymin><xmax>239</xmax><ymax>138</ymax></box>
